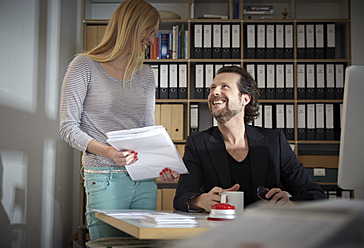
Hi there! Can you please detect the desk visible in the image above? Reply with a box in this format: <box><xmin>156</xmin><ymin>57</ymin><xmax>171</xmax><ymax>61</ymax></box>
<box><xmin>95</xmin><ymin>210</ymin><xmax>215</xmax><ymax>240</ymax></box>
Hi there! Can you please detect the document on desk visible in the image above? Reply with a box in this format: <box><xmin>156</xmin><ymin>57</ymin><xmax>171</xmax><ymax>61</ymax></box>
<box><xmin>106</xmin><ymin>125</ymin><xmax>188</xmax><ymax>181</ymax></box>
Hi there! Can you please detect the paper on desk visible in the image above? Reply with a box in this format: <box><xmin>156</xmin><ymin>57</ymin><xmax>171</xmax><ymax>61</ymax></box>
<box><xmin>106</xmin><ymin>126</ymin><xmax>188</xmax><ymax>181</ymax></box>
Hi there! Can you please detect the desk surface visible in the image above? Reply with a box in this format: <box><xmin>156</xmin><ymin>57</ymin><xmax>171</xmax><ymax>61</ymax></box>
<box><xmin>95</xmin><ymin>210</ymin><xmax>217</xmax><ymax>240</ymax></box>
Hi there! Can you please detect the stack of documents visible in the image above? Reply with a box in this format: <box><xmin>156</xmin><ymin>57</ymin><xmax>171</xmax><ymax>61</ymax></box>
<box><xmin>106</xmin><ymin>126</ymin><xmax>188</xmax><ymax>181</ymax></box>
<box><xmin>142</xmin><ymin>213</ymin><xmax>198</xmax><ymax>227</ymax></box>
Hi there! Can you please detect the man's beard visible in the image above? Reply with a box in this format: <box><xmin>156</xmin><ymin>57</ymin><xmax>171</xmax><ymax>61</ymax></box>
<box><xmin>210</xmin><ymin>99</ymin><xmax>243</xmax><ymax>124</ymax></box>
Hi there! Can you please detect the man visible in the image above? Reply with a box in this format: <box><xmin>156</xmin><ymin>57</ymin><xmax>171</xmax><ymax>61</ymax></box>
<box><xmin>173</xmin><ymin>66</ymin><xmax>325</xmax><ymax>212</ymax></box>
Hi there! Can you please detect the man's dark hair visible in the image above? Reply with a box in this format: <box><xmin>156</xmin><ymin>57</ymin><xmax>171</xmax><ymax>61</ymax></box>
<box><xmin>216</xmin><ymin>66</ymin><xmax>260</xmax><ymax>124</ymax></box>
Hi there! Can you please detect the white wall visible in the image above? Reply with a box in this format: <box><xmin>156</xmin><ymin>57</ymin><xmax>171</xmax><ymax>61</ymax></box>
<box><xmin>0</xmin><ymin>0</ymin><xmax>80</xmax><ymax>247</ymax></box>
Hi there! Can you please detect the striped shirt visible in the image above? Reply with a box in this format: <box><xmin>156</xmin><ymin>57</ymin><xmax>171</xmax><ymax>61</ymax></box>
<box><xmin>59</xmin><ymin>55</ymin><xmax>155</xmax><ymax>168</ymax></box>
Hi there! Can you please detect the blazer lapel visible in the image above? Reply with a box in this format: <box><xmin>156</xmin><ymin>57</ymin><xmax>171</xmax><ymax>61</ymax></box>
<box><xmin>246</xmin><ymin>126</ymin><xmax>269</xmax><ymax>200</ymax></box>
<box><xmin>204</xmin><ymin>128</ymin><xmax>232</xmax><ymax>188</ymax></box>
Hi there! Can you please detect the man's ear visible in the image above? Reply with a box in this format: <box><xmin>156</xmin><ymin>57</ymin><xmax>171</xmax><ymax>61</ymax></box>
<box><xmin>241</xmin><ymin>94</ymin><xmax>251</xmax><ymax>106</ymax></box>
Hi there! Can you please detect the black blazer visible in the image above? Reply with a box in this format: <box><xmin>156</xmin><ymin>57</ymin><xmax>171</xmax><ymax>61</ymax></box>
<box><xmin>174</xmin><ymin>125</ymin><xmax>326</xmax><ymax>211</ymax></box>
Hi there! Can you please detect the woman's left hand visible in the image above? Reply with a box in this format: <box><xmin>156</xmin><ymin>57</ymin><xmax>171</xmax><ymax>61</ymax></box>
<box><xmin>159</xmin><ymin>168</ymin><xmax>178</xmax><ymax>182</ymax></box>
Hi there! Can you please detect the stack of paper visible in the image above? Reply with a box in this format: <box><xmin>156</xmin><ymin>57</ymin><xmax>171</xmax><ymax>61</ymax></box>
<box><xmin>142</xmin><ymin>212</ymin><xmax>198</xmax><ymax>227</ymax></box>
<box><xmin>106</xmin><ymin>126</ymin><xmax>188</xmax><ymax>181</ymax></box>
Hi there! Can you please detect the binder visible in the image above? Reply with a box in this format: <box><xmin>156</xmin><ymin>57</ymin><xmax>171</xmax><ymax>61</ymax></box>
<box><xmin>285</xmin><ymin>64</ymin><xmax>294</xmax><ymax>99</ymax></box>
<box><xmin>246</xmin><ymin>64</ymin><xmax>255</xmax><ymax>80</ymax></box>
<box><xmin>315</xmin><ymin>104</ymin><xmax>325</xmax><ymax>140</ymax></box>
<box><xmin>256</xmin><ymin>25</ymin><xmax>266</xmax><ymax>59</ymax></box>
<box><xmin>307</xmin><ymin>104</ymin><xmax>315</xmax><ymax>140</ymax></box>
<box><xmin>160</xmin><ymin>104</ymin><xmax>172</xmax><ymax>137</ymax></box>
<box><xmin>316</xmin><ymin>64</ymin><xmax>326</xmax><ymax>99</ymax></box>
<box><xmin>264</xmin><ymin>105</ymin><xmax>273</xmax><ymax>129</ymax></box>
<box><xmin>155</xmin><ymin>104</ymin><xmax>161</xmax><ymax>125</ymax></box>
<box><xmin>159</xmin><ymin>64</ymin><xmax>169</xmax><ymax>99</ymax></box>
<box><xmin>305</xmin><ymin>24</ymin><xmax>315</xmax><ymax>59</ymax></box>
<box><xmin>326</xmin><ymin>24</ymin><xmax>335</xmax><ymax>59</ymax></box>
<box><xmin>276</xmin><ymin>104</ymin><xmax>285</xmax><ymax>134</ymax></box>
<box><xmin>150</xmin><ymin>64</ymin><xmax>159</xmax><ymax>99</ymax></box>
<box><xmin>298</xmin><ymin>104</ymin><xmax>307</xmax><ymax>140</ymax></box>
<box><xmin>325</xmin><ymin>64</ymin><xmax>335</xmax><ymax>99</ymax></box>
<box><xmin>190</xmin><ymin>104</ymin><xmax>199</xmax><ymax>133</ymax></box>
<box><xmin>205</xmin><ymin>64</ymin><xmax>214</xmax><ymax>98</ymax></box>
<box><xmin>193</xmin><ymin>24</ymin><xmax>203</xmax><ymax>58</ymax></box>
<box><xmin>172</xmin><ymin>25</ymin><xmax>178</xmax><ymax>59</ymax></box>
<box><xmin>212</xmin><ymin>117</ymin><xmax>218</xmax><ymax>127</ymax></box>
<box><xmin>203</xmin><ymin>24</ymin><xmax>212</xmax><ymax>59</ymax></box>
<box><xmin>315</xmin><ymin>24</ymin><xmax>325</xmax><ymax>59</ymax></box>
<box><xmin>214</xmin><ymin>64</ymin><xmax>223</xmax><ymax>76</ymax></box>
<box><xmin>171</xmin><ymin>104</ymin><xmax>184</xmax><ymax>140</ymax></box>
<box><xmin>335</xmin><ymin>64</ymin><xmax>344</xmax><ymax>99</ymax></box>
<box><xmin>169</xmin><ymin>64</ymin><xmax>178</xmax><ymax>99</ymax></box>
<box><xmin>257</xmin><ymin>64</ymin><xmax>266</xmax><ymax>99</ymax></box>
<box><xmin>297</xmin><ymin>64</ymin><xmax>306</xmax><ymax>99</ymax></box>
<box><xmin>246</xmin><ymin>24</ymin><xmax>256</xmax><ymax>59</ymax></box>
<box><xmin>266</xmin><ymin>24</ymin><xmax>275</xmax><ymax>59</ymax></box>
<box><xmin>231</xmin><ymin>24</ymin><xmax>240</xmax><ymax>59</ymax></box>
<box><xmin>178</xmin><ymin>64</ymin><xmax>187</xmax><ymax>99</ymax></box>
<box><xmin>266</xmin><ymin>64</ymin><xmax>275</xmax><ymax>99</ymax></box>
<box><xmin>212</xmin><ymin>24</ymin><xmax>222</xmax><ymax>59</ymax></box>
<box><xmin>276</xmin><ymin>64</ymin><xmax>285</xmax><ymax>99</ymax></box>
<box><xmin>297</xmin><ymin>24</ymin><xmax>305</xmax><ymax>59</ymax></box>
<box><xmin>254</xmin><ymin>105</ymin><xmax>263</xmax><ymax>127</ymax></box>
<box><xmin>286</xmin><ymin>104</ymin><xmax>294</xmax><ymax>140</ymax></box>
<box><xmin>284</xmin><ymin>24</ymin><xmax>293</xmax><ymax>59</ymax></box>
<box><xmin>306</xmin><ymin>64</ymin><xmax>316</xmax><ymax>99</ymax></box>
<box><xmin>222</xmin><ymin>24</ymin><xmax>231</xmax><ymax>59</ymax></box>
<box><xmin>194</xmin><ymin>64</ymin><xmax>204</xmax><ymax>99</ymax></box>
<box><xmin>325</xmin><ymin>104</ymin><xmax>335</xmax><ymax>140</ymax></box>
<box><xmin>275</xmin><ymin>24</ymin><xmax>284</xmax><ymax>59</ymax></box>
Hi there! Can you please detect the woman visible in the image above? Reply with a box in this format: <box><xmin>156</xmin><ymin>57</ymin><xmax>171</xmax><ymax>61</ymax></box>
<box><xmin>59</xmin><ymin>0</ymin><xmax>177</xmax><ymax>240</ymax></box>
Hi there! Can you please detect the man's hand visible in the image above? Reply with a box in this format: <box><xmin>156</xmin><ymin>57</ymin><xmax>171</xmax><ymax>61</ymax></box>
<box><xmin>188</xmin><ymin>184</ymin><xmax>240</xmax><ymax>212</ymax></box>
<box><xmin>265</xmin><ymin>188</ymin><xmax>293</xmax><ymax>205</ymax></box>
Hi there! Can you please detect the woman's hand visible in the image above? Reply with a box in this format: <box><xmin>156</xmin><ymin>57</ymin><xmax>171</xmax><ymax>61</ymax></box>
<box><xmin>106</xmin><ymin>146</ymin><xmax>138</xmax><ymax>166</ymax></box>
<box><xmin>159</xmin><ymin>168</ymin><xmax>178</xmax><ymax>182</ymax></box>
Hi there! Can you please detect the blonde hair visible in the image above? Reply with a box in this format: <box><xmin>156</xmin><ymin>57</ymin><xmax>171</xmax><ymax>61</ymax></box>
<box><xmin>85</xmin><ymin>0</ymin><xmax>160</xmax><ymax>81</ymax></box>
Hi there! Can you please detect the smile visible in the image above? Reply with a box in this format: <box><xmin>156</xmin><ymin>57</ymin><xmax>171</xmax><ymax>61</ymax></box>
<box><xmin>213</xmin><ymin>100</ymin><xmax>225</xmax><ymax>105</ymax></box>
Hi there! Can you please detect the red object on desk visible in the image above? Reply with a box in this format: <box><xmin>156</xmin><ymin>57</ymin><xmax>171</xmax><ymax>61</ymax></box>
<box><xmin>207</xmin><ymin>203</ymin><xmax>236</xmax><ymax>221</ymax></box>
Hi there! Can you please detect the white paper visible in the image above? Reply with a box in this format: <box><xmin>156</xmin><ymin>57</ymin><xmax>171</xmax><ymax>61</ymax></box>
<box><xmin>106</xmin><ymin>126</ymin><xmax>188</xmax><ymax>181</ymax></box>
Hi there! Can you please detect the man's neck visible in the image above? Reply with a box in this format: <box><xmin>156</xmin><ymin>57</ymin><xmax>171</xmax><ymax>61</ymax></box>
<box><xmin>218</xmin><ymin>115</ymin><xmax>246</xmax><ymax>145</ymax></box>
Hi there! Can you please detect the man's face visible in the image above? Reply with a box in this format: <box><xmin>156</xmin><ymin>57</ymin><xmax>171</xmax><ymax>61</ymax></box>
<box><xmin>208</xmin><ymin>72</ymin><xmax>244</xmax><ymax>124</ymax></box>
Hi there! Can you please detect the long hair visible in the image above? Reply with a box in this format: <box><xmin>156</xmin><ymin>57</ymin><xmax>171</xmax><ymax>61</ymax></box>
<box><xmin>85</xmin><ymin>0</ymin><xmax>160</xmax><ymax>81</ymax></box>
<box><xmin>216</xmin><ymin>66</ymin><xmax>260</xmax><ymax>124</ymax></box>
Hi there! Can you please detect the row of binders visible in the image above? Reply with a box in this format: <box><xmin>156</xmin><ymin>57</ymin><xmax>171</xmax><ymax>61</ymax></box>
<box><xmin>155</xmin><ymin>104</ymin><xmax>184</xmax><ymax>141</ymax></box>
<box><xmin>192</xmin><ymin>24</ymin><xmax>241</xmax><ymax>59</ymax></box>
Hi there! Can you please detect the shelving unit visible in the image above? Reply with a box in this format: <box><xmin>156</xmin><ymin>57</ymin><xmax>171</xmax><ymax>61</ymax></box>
<box><xmin>81</xmin><ymin>0</ymin><xmax>352</xmax><ymax>218</ymax></box>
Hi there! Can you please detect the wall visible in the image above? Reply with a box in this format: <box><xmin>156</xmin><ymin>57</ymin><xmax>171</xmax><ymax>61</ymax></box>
<box><xmin>0</xmin><ymin>0</ymin><xmax>80</xmax><ymax>247</ymax></box>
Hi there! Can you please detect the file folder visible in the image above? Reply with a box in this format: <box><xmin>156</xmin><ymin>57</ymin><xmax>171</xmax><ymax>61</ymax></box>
<box><xmin>190</xmin><ymin>104</ymin><xmax>199</xmax><ymax>133</ymax></box>
<box><xmin>315</xmin><ymin>104</ymin><xmax>325</xmax><ymax>140</ymax></box>
<box><xmin>169</xmin><ymin>64</ymin><xmax>178</xmax><ymax>99</ymax></box>
<box><xmin>286</xmin><ymin>104</ymin><xmax>294</xmax><ymax>140</ymax></box>
<box><xmin>203</xmin><ymin>24</ymin><xmax>212</xmax><ymax>59</ymax></box>
<box><xmin>254</xmin><ymin>105</ymin><xmax>263</xmax><ymax>127</ymax></box>
<box><xmin>275</xmin><ymin>24</ymin><xmax>284</xmax><ymax>59</ymax></box>
<box><xmin>315</xmin><ymin>24</ymin><xmax>325</xmax><ymax>59</ymax></box>
<box><xmin>222</xmin><ymin>24</ymin><xmax>231</xmax><ymax>59</ymax></box>
<box><xmin>297</xmin><ymin>24</ymin><xmax>305</xmax><ymax>59</ymax></box>
<box><xmin>307</xmin><ymin>104</ymin><xmax>315</xmax><ymax>140</ymax></box>
<box><xmin>178</xmin><ymin>64</ymin><xmax>187</xmax><ymax>99</ymax></box>
<box><xmin>246</xmin><ymin>24</ymin><xmax>256</xmax><ymax>59</ymax></box>
<box><xmin>159</xmin><ymin>64</ymin><xmax>169</xmax><ymax>99</ymax></box>
<box><xmin>214</xmin><ymin>64</ymin><xmax>223</xmax><ymax>76</ymax></box>
<box><xmin>231</xmin><ymin>24</ymin><xmax>240</xmax><ymax>59</ymax></box>
<box><xmin>264</xmin><ymin>105</ymin><xmax>273</xmax><ymax>129</ymax></box>
<box><xmin>246</xmin><ymin>64</ymin><xmax>255</xmax><ymax>81</ymax></box>
<box><xmin>257</xmin><ymin>64</ymin><xmax>266</xmax><ymax>99</ymax></box>
<box><xmin>266</xmin><ymin>25</ymin><xmax>275</xmax><ymax>59</ymax></box>
<box><xmin>305</xmin><ymin>24</ymin><xmax>315</xmax><ymax>59</ymax></box>
<box><xmin>285</xmin><ymin>64</ymin><xmax>294</xmax><ymax>99</ymax></box>
<box><xmin>212</xmin><ymin>24</ymin><xmax>222</xmax><ymax>59</ymax></box>
<box><xmin>325</xmin><ymin>64</ymin><xmax>335</xmax><ymax>99</ymax></box>
<box><xmin>171</xmin><ymin>104</ymin><xmax>184</xmax><ymax>140</ymax></box>
<box><xmin>316</xmin><ymin>64</ymin><xmax>326</xmax><ymax>99</ymax></box>
<box><xmin>306</xmin><ymin>64</ymin><xmax>316</xmax><ymax>99</ymax></box>
<box><xmin>205</xmin><ymin>64</ymin><xmax>214</xmax><ymax>98</ymax></box>
<box><xmin>161</xmin><ymin>104</ymin><xmax>172</xmax><ymax>137</ymax></box>
<box><xmin>276</xmin><ymin>104</ymin><xmax>285</xmax><ymax>135</ymax></box>
<box><xmin>193</xmin><ymin>24</ymin><xmax>203</xmax><ymax>58</ymax></box>
<box><xmin>298</xmin><ymin>104</ymin><xmax>307</xmax><ymax>140</ymax></box>
<box><xmin>155</xmin><ymin>104</ymin><xmax>161</xmax><ymax>125</ymax></box>
<box><xmin>256</xmin><ymin>25</ymin><xmax>266</xmax><ymax>59</ymax></box>
<box><xmin>276</xmin><ymin>64</ymin><xmax>285</xmax><ymax>99</ymax></box>
<box><xmin>151</xmin><ymin>64</ymin><xmax>159</xmax><ymax>99</ymax></box>
<box><xmin>284</xmin><ymin>24</ymin><xmax>293</xmax><ymax>59</ymax></box>
<box><xmin>326</xmin><ymin>24</ymin><xmax>335</xmax><ymax>59</ymax></box>
<box><xmin>194</xmin><ymin>64</ymin><xmax>204</xmax><ymax>99</ymax></box>
<box><xmin>325</xmin><ymin>104</ymin><xmax>335</xmax><ymax>140</ymax></box>
<box><xmin>335</xmin><ymin>64</ymin><xmax>344</xmax><ymax>99</ymax></box>
<box><xmin>297</xmin><ymin>64</ymin><xmax>306</xmax><ymax>99</ymax></box>
<box><xmin>266</xmin><ymin>64</ymin><xmax>275</xmax><ymax>99</ymax></box>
